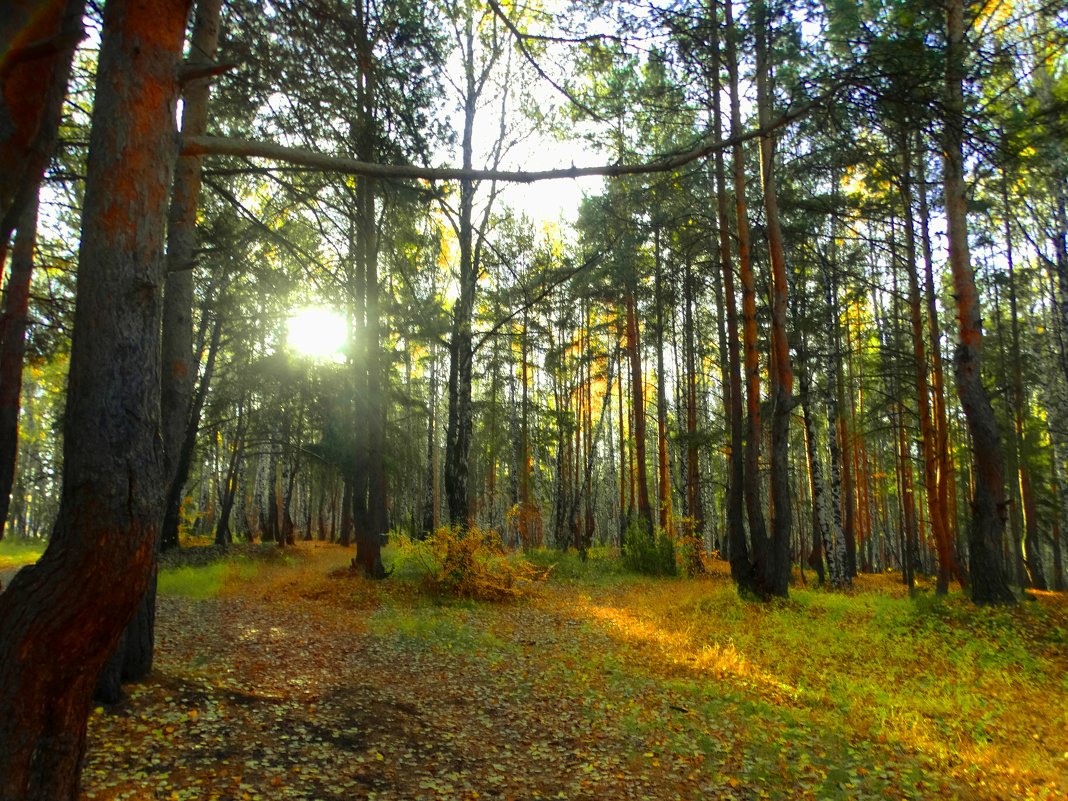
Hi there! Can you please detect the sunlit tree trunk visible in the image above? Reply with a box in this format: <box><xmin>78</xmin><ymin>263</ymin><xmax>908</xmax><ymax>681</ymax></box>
<box><xmin>0</xmin><ymin>0</ymin><xmax>190</xmax><ymax>795</ymax></box>
<box><xmin>943</xmin><ymin>0</ymin><xmax>1015</xmax><ymax>604</ymax></box>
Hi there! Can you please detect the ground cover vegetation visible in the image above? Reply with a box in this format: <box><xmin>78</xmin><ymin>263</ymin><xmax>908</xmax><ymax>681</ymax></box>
<box><xmin>0</xmin><ymin>0</ymin><xmax>1067</xmax><ymax>797</ymax></box>
<box><xmin>75</xmin><ymin>541</ymin><xmax>1067</xmax><ymax>800</ymax></box>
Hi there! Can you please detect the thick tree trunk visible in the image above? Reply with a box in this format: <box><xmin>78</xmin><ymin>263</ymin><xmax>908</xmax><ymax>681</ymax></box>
<box><xmin>943</xmin><ymin>0</ymin><xmax>1015</xmax><ymax>605</ymax></box>
<box><xmin>0</xmin><ymin>0</ymin><xmax>83</xmax><ymax>537</ymax></box>
<box><xmin>0</xmin><ymin>1</ymin><xmax>189</xmax><ymax>796</ymax></box>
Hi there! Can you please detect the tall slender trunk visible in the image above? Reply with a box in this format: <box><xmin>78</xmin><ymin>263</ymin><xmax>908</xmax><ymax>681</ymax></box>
<box><xmin>711</xmin><ymin>0</ymin><xmax>748</xmax><ymax>584</ymax></box>
<box><xmin>0</xmin><ymin>193</ymin><xmax>39</xmax><ymax>536</ymax></box>
<box><xmin>1001</xmin><ymin>165</ymin><xmax>1046</xmax><ymax>589</ymax></box>
<box><xmin>755</xmin><ymin>0</ymin><xmax>793</xmax><ymax>598</ymax></box>
<box><xmin>900</xmin><ymin>136</ymin><xmax>952</xmax><ymax>593</ymax></box>
<box><xmin>943</xmin><ymin>0</ymin><xmax>1015</xmax><ymax>604</ymax></box>
<box><xmin>684</xmin><ymin>260</ymin><xmax>704</xmax><ymax>538</ymax></box>
<box><xmin>654</xmin><ymin>229</ymin><xmax>672</xmax><ymax>533</ymax></box>
<box><xmin>725</xmin><ymin>0</ymin><xmax>766</xmax><ymax>591</ymax></box>
<box><xmin>625</xmin><ymin>291</ymin><xmax>653</xmax><ymax>535</ymax></box>
<box><xmin>917</xmin><ymin>144</ymin><xmax>960</xmax><ymax>581</ymax></box>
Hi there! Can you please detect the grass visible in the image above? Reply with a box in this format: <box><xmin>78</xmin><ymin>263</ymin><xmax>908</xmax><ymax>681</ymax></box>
<box><xmin>158</xmin><ymin>559</ymin><xmax>262</xmax><ymax>599</ymax></box>
<box><xmin>0</xmin><ymin>536</ymin><xmax>46</xmax><ymax>570</ymax></box>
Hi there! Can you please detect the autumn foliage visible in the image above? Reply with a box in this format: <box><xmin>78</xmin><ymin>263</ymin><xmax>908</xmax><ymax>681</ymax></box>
<box><xmin>396</xmin><ymin>527</ymin><xmax>548</xmax><ymax>601</ymax></box>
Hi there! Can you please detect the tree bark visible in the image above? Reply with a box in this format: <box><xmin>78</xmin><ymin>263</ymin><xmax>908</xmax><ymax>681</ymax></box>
<box><xmin>0</xmin><ymin>1</ymin><xmax>190</xmax><ymax>796</ymax></box>
<box><xmin>943</xmin><ymin>0</ymin><xmax>1015</xmax><ymax>604</ymax></box>
<box><xmin>710</xmin><ymin>0</ymin><xmax>752</xmax><ymax>589</ymax></box>
<box><xmin>900</xmin><ymin>136</ymin><xmax>952</xmax><ymax>593</ymax></box>
<box><xmin>755</xmin><ymin>0</ymin><xmax>793</xmax><ymax>598</ymax></box>
<box><xmin>0</xmin><ymin>0</ymin><xmax>84</xmax><ymax>248</ymax></box>
<box><xmin>725</xmin><ymin>0</ymin><xmax>767</xmax><ymax>593</ymax></box>
<box><xmin>0</xmin><ymin>193</ymin><xmax>39</xmax><ymax>536</ymax></box>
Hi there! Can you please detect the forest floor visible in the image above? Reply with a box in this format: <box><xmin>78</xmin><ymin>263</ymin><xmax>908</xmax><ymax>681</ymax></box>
<box><xmin>4</xmin><ymin>538</ymin><xmax>1066</xmax><ymax>800</ymax></box>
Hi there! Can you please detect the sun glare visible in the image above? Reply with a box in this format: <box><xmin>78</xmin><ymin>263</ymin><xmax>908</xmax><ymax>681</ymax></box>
<box><xmin>287</xmin><ymin>307</ymin><xmax>349</xmax><ymax>361</ymax></box>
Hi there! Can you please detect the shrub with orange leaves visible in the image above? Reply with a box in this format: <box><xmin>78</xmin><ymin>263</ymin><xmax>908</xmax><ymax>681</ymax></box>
<box><xmin>402</xmin><ymin>527</ymin><xmax>549</xmax><ymax>601</ymax></box>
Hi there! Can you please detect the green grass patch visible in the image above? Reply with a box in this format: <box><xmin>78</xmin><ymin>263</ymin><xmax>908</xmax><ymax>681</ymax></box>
<box><xmin>158</xmin><ymin>558</ymin><xmax>260</xmax><ymax>599</ymax></box>
<box><xmin>0</xmin><ymin>537</ymin><xmax>46</xmax><ymax>570</ymax></box>
<box><xmin>524</xmin><ymin>545</ymin><xmax>630</xmax><ymax>584</ymax></box>
<box><xmin>367</xmin><ymin>600</ymin><xmax>511</xmax><ymax>657</ymax></box>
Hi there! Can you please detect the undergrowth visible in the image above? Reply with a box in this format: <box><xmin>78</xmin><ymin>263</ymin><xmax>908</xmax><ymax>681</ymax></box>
<box><xmin>389</xmin><ymin>527</ymin><xmax>548</xmax><ymax>601</ymax></box>
<box><xmin>0</xmin><ymin>537</ymin><xmax>46</xmax><ymax>570</ymax></box>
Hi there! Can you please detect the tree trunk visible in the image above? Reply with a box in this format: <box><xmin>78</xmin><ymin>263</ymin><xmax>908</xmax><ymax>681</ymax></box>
<box><xmin>916</xmin><ymin>138</ymin><xmax>959</xmax><ymax>578</ymax></box>
<box><xmin>1000</xmin><ymin>166</ymin><xmax>1046</xmax><ymax>589</ymax></box>
<box><xmin>0</xmin><ymin>0</ymin><xmax>84</xmax><ymax>247</ymax></box>
<box><xmin>625</xmin><ymin>291</ymin><xmax>653</xmax><ymax>535</ymax></box>
<box><xmin>0</xmin><ymin>193</ymin><xmax>39</xmax><ymax>536</ymax></box>
<box><xmin>755</xmin><ymin>0</ymin><xmax>793</xmax><ymax>598</ymax></box>
<box><xmin>900</xmin><ymin>137</ymin><xmax>952</xmax><ymax>593</ymax></box>
<box><xmin>943</xmin><ymin>0</ymin><xmax>1015</xmax><ymax>604</ymax></box>
<box><xmin>654</xmin><ymin>229</ymin><xmax>672</xmax><ymax>533</ymax></box>
<box><xmin>725</xmin><ymin>0</ymin><xmax>766</xmax><ymax>593</ymax></box>
<box><xmin>709</xmin><ymin>2</ymin><xmax>749</xmax><ymax>586</ymax></box>
<box><xmin>0</xmin><ymin>1</ymin><xmax>190</xmax><ymax>796</ymax></box>
<box><xmin>159</xmin><ymin>0</ymin><xmax>222</xmax><ymax>551</ymax></box>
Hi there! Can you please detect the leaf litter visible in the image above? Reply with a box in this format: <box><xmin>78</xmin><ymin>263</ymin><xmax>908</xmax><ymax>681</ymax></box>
<box><xmin>79</xmin><ymin>543</ymin><xmax>1067</xmax><ymax>801</ymax></box>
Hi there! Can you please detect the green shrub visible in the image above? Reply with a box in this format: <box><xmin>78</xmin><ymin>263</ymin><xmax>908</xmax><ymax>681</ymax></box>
<box><xmin>621</xmin><ymin>518</ymin><xmax>676</xmax><ymax>576</ymax></box>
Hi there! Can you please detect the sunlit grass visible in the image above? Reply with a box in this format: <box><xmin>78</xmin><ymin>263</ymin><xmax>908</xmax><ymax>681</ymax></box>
<box><xmin>565</xmin><ymin>575</ymin><xmax>1068</xmax><ymax>799</ymax></box>
<box><xmin>0</xmin><ymin>536</ymin><xmax>46</xmax><ymax>570</ymax></box>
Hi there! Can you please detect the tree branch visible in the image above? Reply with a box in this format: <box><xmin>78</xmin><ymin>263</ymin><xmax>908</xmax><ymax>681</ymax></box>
<box><xmin>183</xmin><ymin>93</ymin><xmax>827</xmax><ymax>184</ymax></box>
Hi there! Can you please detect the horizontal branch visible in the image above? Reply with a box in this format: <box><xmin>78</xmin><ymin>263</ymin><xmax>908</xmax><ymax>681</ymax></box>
<box><xmin>181</xmin><ymin>95</ymin><xmax>826</xmax><ymax>184</ymax></box>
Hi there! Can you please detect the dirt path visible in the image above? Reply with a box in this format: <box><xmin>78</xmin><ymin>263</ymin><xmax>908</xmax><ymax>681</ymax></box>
<box><xmin>81</xmin><ymin>572</ymin><xmax>694</xmax><ymax>800</ymax></box>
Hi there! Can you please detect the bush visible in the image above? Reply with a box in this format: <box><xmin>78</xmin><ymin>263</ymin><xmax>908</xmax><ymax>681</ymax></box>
<box><xmin>621</xmin><ymin>517</ymin><xmax>677</xmax><ymax>576</ymax></box>
<box><xmin>392</xmin><ymin>527</ymin><xmax>548</xmax><ymax>601</ymax></box>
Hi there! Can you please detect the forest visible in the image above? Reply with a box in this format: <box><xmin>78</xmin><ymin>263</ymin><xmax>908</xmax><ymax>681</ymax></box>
<box><xmin>0</xmin><ymin>0</ymin><xmax>1066</xmax><ymax>798</ymax></box>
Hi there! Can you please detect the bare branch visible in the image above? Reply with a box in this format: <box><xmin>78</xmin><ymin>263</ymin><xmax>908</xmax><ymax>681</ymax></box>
<box><xmin>183</xmin><ymin>92</ymin><xmax>827</xmax><ymax>184</ymax></box>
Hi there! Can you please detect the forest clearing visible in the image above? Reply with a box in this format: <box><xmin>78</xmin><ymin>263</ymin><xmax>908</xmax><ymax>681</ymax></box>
<box><xmin>2</xmin><ymin>0</ymin><xmax>1068</xmax><ymax>797</ymax></box>
<box><xmin>5</xmin><ymin>538</ymin><xmax>1064</xmax><ymax>800</ymax></box>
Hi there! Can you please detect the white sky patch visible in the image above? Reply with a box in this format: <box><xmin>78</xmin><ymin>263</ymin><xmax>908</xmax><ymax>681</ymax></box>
<box><xmin>286</xmin><ymin>307</ymin><xmax>349</xmax><ymax>362</ymax></box>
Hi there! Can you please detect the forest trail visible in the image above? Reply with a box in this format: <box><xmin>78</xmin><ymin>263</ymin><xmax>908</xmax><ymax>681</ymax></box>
<box><xmin>78</xmin><ymin>542</ymin><xmax>1067</xmax><ymax>801</ymax></box>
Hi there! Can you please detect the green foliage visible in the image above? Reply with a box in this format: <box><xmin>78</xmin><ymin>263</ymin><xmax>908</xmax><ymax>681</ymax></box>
<box><xmin>158</xmin><ymin>559</ymin><xmax>260</xmax><ymax>600</ymax></box>
<box><xmin>524</xmin><ymin>545</ymin><xmax>626</xmax><ymax>584</ymax></box>
<box><xmin>621</xmin><ymin>518</ymin><xmax>676</xmax><ymax>576</ymax></box>
<box><xmin>0</xmin><ymin>537</ymin><xmax>46</xmax><ymax>570</ymax></box>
